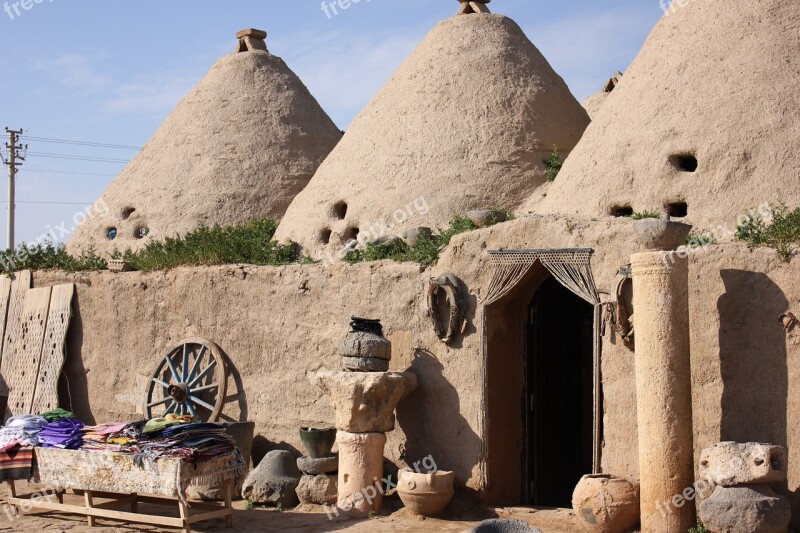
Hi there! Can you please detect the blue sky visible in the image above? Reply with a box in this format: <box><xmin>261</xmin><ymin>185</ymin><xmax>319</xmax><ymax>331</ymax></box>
<box><xmin>0</xmin><ymin>0</ymin><xmax>664</xmax><ymax>246</ymax></box>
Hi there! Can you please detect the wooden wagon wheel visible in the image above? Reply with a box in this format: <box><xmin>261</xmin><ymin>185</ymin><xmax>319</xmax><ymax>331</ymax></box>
<box><xmin>143</xmin><ymin>338</ymin><xmax>228</xmax><ymax>422</ymax></box>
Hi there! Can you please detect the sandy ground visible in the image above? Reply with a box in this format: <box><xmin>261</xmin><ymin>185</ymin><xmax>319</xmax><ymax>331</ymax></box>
<box><xmin>0</xmin><ymin>483</ymin><xmax>582</xmax><ymax>532</ymax></box>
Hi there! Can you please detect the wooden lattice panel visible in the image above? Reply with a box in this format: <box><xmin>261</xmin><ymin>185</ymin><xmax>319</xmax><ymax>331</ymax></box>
<box><xmin>0</xmin><ymin>270</ymin><xmax>31</xmax><ymax>396</ymax></box>
<box><xmin>31</xmin><ymin>284</ymin><xmax>74</xmax><ymax>414</ymax></box>
<box><xmin>5</xmin><ymin>287</ymin><xmax>51</xmax><ymax>415</ymax></box>
<box><xmin>0</xmin><ymin>276</ymin><xmax>12</xmax><ymax>368</ymax></box>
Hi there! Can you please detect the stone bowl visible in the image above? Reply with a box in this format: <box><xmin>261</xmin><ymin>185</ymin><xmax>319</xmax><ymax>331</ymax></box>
<box><xmin>300</xmin><ymin>427</ymin><xmax>337</xmax><ymax>459</ymax></box>
<box><xmin>397</xmin><ymin>469</ymin><xmax>454</xmax><ymax>517</ymax></box>
<box><xmin>470</xmin><ymin>519</ymin><xmax>542</xmax><ymax>533</ymax></box>
<box><xmin>633</xmin><ymin>219</ymin><xmax>692</xmax><ymax>251</ymax></box>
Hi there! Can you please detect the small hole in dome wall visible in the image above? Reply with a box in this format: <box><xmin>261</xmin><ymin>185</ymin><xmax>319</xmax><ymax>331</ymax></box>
<box><xmin>121</xmin><ymin>207</ymin><xmax>136</xmax><ymax>220</ymax></box>
<box><xmin>134</xmin><ymin>227</ymin><xmax>150</xmax><ymax>239</ymax></box>
<box><xmin>670</xmin><ymin>154</ymin><xmax>698</xmax><ymax>172</ymax></box>
<box><xmin>320</xmin><ymin>228</ymin><xmax>332</xmax><ymax>245</ymax></box>
<box><xmin>106</xmin><ymin>228</ymin><xmax>118</xmax><ymax>240</ymax></box>
<box><xmin>666</xmin><ymin>202</ymin><xmax>688</xmax><ymax>218</ymax></box>
<box><xmin>333</xmin><ymin>201</ymin><xmax>348</xmax><ymax>220</ymax></box>
<box><xmin>342</xmin><ymin>227</ymin><xmax>360</xmax><ymax>242</ymax></box>
<box><xmin>610</xmin><ymin>206</ymin><xmax>634</xmax><ymax>218</ymax></box>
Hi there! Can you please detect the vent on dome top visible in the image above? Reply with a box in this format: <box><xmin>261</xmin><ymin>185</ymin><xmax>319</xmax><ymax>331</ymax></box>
<box><xmin>456</xmin><ymin>0</ymin><xmax>491</xmax><ymax>15</ymax></box>
<box><xmin>236</xmin><ymin>29</ymin><xmax>268</xmax><ymax>53</ymax></box>
<box><xmin>121</xmin><ymin>207</ymin><xmax>136</xmax><ymax>220</ymax></box>
<box><xmin>670</xmin><ymin>154</ymin><xmax>698</xmax><ymax>173</ymax></box>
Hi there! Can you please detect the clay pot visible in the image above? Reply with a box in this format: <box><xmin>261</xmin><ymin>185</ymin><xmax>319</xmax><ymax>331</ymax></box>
<box><xmin>299</xmin><ymin>427</ymin><xmax>337</xmax><ymax>459</ymax></box>
<box><xmin>572</xmin><ymin>474</ymin><xmax>640</xmax><ymax>533</ymax></box>
<box><xmin>397</xmin><ymin>469</ymin><xmax>454</xmax><ymax>517</ymax></box>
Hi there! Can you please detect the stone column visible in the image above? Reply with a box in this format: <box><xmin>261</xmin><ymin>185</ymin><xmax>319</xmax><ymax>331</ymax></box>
<box><xmin>337</xmin><ymin>431</ymin><xmax>387</xmax><ymax>514</ymax></box>
<box><xmin>312</xmin><ymin>370</ymin><xmax>417</xmax><ymax>515</ymax></box>
<box><xmin>631</xmin><ymin>251</ymin><xmax>695</xmax><ymax>532</ymax></box>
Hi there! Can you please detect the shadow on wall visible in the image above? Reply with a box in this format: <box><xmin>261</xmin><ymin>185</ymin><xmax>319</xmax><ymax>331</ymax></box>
<box><xmin>59</xmin><ymin>293</ymin><xmax>95</xmax><ymax>424</ymax></box>
<box><xmin>718</xmin><ymin>270</ymin><xmax>796</xmax><ymax>521</ymax></box>
<box><xmin>396</xmin><ymin>349</ymin><xmax>482</xmax><ymax>501</ymax></box>
<box><xmin>216</xmin><ymin>345</ymin><xmax>248</xmax><ymax>424</ymax></box>
<box><xmin>251</xmin><ymin>436</ymin><xmax>302</xmax><ymax>467</ymax></box>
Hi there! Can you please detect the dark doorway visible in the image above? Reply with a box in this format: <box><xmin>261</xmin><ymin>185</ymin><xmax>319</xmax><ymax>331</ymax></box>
<box><xmin>527</xmin><ymin>277</ymin><xmax>594</xmax><ymax>507</ymax></box>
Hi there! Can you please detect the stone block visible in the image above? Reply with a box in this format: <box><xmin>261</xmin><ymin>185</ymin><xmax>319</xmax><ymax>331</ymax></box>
<box><xmin>466</xmin><ymin>209</ymin><xmax>507</xmax><ymax>228</ymax></box>
<box><xmin>241</xmin><ymin>450</ymin><xmax>301</xmax><ymax>507</ymax></box>
<box><xmin>338</xmin><ymin>331</ymin><xmax>391</xmax><ymax>361</ymax></box>
<box><xmin>700</xmin><ymin>442</ymin><xmax>787</xmax><ymax>486</ymax></box>
<box><xmin>311</xmin><ymin>370</ymin><xmax>417</xmax><ymax>433</ymax></box>
<box><xmin>341</xmin><ymin>356</ymin><xmax>389</xmax><ymax>372</ymax></box>
<box><xmin>699</xmin><ymin>485</ymin><xmax>790</xmax><ymax>533</ymax></box>
<box><xmin>297</xmin><ymin>455</ymin><xmax>338</xmax><ymax>475</ymax></box>
<box><xmin>296</xmin><ymin>474</ymin><xmax>337</xmax><ymax>505</ymax></box>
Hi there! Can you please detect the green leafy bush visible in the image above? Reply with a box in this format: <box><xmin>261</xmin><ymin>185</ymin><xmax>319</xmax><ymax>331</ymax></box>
<box><xmin>120</xmin><ymin>218</ymin><xmax>299</xmax><ymax>272</ymax></box>
<box><xmin>0</xmin><ymin>241</ymin><xmax>107</xmax><ymax>275</ymax></box>
<box><xmin>631</xmin><ymin>210</ymin><xmax>662</xmax><ymax>220</ymax></box>
<box><xmin>736</xmin><ymin>203</ymin><xmax>800</xmax><ymax>262</ymax></box>
<box><xmin>544</xmin><ymin>147</ymin><xmax>563</xmax><ymax>182</ymax></box>
<box><xmin>345</xmin><ymin>215</ymin><xmax>479</xmax><ymax>267</ymax></box>
<box><xmin>688</xmin><ymin>523</ymin><xmax>711</xmax><ymax>533</ymax></box>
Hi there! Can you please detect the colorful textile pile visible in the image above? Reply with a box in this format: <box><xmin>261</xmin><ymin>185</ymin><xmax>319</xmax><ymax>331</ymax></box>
<box><xmin>135</xmin><ymin>423</ymin><xmax>236</xmax><ymax>465</ymax></box>
<box><xmin>39</xmin><ymin>418</ymin><xmax>85</xmax><ymax>449</ymax></box>
<box><xmin>81</xmin><ymin>422</ymin><xmax>127</xmax><ymax>452</ymax></box>
<box><xmin>0</xmin><ymin>445</ymin><xmax>34</xmax><ymax>482</ymax></box>
<box><xmin>0</xmin><ymin>415</ymin><xmax>48</xmax><ymax>451</ymax></box>
<box><xmin>142</xmin><ymin>415</ymin><xmax>194</xmax><ymax>435</ymax></box>
<box><xmin>40</xmin><ymin>408</ymin><xmax>77</xmax><ymax>423</ymax></box>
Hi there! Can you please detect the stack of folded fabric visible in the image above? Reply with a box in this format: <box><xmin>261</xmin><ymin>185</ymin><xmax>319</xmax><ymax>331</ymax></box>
<box><xmin>80</xmin><ymin>422</ymin><xmax>127</xmax><ymax>452</ymax></box>
<box><xmin>0</xmin><ymin>415</ymin><xmax>48</xmax><ymax>451</ymax></box>
<box><xmin>0</xmin><ymin>415</ymin><xmax>49</xmax><ymax>482</ymax></box>
<box><xmin>136</xmin><ymin>423</ymin><xmax>236</xmax><ymax>464</ymax></box>
<box><xmin>40</xmin><ymin>418</ymin><xmax>85</xmax><ymax>450</ymax></box>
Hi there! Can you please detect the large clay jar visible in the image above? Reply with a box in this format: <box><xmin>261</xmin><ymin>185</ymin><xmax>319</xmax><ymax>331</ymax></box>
<box><xmin>397</xmin><ymin>469</ymin><xmax>455</xmax><ymax>517</ymax></box>
<box><xmin>572</xmin><ymin>474</ymin><xmax>640</xmax><ymax>533</ymax></box>
<box><xmin>300</xmin><ymin>427</ymin><xmax>337</xmax><ymax>459</ymax></box>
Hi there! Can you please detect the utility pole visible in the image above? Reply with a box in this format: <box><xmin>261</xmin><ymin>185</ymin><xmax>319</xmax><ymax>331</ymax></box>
<box><xmin>4</xmin><ymin>128</ymin><xmax>24</xmax><ymax>251</ymax></box>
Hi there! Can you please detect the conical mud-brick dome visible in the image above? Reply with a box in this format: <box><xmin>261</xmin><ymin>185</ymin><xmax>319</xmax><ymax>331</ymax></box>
<box><xmin>274</xmin><ymin>7</ymin><xmax>589</xmax><ymax>257</ymax></box>
<box><xmin>68</xmin><ymin>29</ymin><xmax>342</xmax><ymax>254</ymax></box>
<box><xmin>522</xmin><ymin>0</ymin><xmax>800</xmax><ymax>226</ymax></box>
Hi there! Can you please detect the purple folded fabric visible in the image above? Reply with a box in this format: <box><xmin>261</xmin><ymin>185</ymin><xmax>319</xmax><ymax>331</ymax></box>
<box><xmin>39</xmin><ymin>418</ymin><xmax>85</xmax><ymax>450</ymax></box>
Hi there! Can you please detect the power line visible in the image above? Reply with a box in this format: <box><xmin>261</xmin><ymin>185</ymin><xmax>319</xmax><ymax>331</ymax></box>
<box><xmin>21</xmin><ymin>168</ymin><xmax>116</xmax><ymax>178</ymax></box>
<box><xmin>25</xmin><ymin>151</ymin><xmax>130</xmax><ymax>164</ymax></box>
<box><xmin>20</xmin><ymin>135</ymin><xmax>141</xmax><ymax>151</ymax></box>
<box><xmin>0</xmin><ymin>200</ymin><xmax>95</xmax><ymax>205</ymax></box>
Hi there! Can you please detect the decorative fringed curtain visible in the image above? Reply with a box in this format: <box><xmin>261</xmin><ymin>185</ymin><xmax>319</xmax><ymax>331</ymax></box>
<box><xmin>479</xmin><ymin>249</ymin><xmax>602</xmax><ymax>490</ymax></box>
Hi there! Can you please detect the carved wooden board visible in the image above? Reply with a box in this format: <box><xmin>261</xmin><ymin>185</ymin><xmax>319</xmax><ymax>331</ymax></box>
<box><xmin>0</xmin><ymin>270</ymin><xmax>31</xmax><ymax>396</ymax></box>
<box><xmin>5</xmin><ymin>287</ymin><xmax>51</xmax><ymax>415</ymax></box>
<box><xmin>31</xmin><ymin>284</ymin><xmax>74</xmax><ymax>414</ymax></box>
<box><xmin>0</xmin><ymin>276</ymin><xmax>12</xmax><ymax>371</ymax></box>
